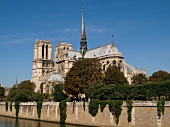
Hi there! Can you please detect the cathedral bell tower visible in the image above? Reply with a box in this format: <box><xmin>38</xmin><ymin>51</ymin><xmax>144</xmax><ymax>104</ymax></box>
<box><xmin>32</xmin><ymin>40</ymin><xmax>54</xmax><ymax>92</ymax></box>
<box><xmin>80</xmin><ymin>2</ymin><xmax>87</xmax><ymax>56</ymax></box>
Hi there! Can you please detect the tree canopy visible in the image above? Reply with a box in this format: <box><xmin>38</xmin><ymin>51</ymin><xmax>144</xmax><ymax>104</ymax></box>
<box><xmin>131</xmin><ymin>73</ymin><xmax>148</xmax><ymax>85</ymax></box>
<box><xmin>103</xmin><ymin>65</ymin><xmax>128</xmax><ymax>85</ymax></box>
<box><xmin>7</xmin><ymin>80</ymin><xmax>46</xmax><ymax>102</ymax></box>
<box><xmin>149</xmin><ymin>70</ymin><xmax>169</xmax><ymax>82</ymax></box>
<box><xmin>0</xmin><ymin>86</ymin><xmax>5</xmax><ymax>100</ymax></box>
<box><xmin>53</xmin><ymin>84</ymin><xmax>67</xmax><ymax>102</ymax></box>
<box><xmin>63</xmin><ymin>58</ymin><xmax>103</xmax><ymax>97</ymax></box>
<box><xmin>88</xmin><ymin>80</ymin><xmax>170</xmax><ymax>101</ymax></box>
<box><xmin>17</xmin><ymin>80</ymin><xmax>35</xmax><ymax>92</ymax></box>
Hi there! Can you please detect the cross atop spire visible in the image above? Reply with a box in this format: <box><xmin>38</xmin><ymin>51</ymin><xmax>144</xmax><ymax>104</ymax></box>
<box><xmin>80</xmin><ymin>0</ymin><xmax>87</xmax><ymax>56</ymax></box>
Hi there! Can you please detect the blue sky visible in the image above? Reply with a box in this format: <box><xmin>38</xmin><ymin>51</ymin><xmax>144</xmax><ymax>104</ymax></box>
<box><xmin>0</xmin><ymin>0</ymin><xmax>170</xmax><ymax>87</ymax></box>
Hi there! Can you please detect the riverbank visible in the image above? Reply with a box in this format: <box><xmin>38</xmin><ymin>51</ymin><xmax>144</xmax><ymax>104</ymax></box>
<box><xmin>1</xmin><ymin>101</ymin><xmax>170</xmax><ymax>127</ymax></box>
<box><xmin>0</xmin><ymin>115</ymin><xmax>87</xmax><ymax>127</ymax></box>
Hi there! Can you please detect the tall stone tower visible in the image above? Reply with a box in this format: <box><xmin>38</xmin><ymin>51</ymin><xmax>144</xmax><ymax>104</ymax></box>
<box><xmin>80</xmin><ymin>2</ymin><xmax>87</xmax><ymax>56</ymax></box>
<box><xmin>32</xmin><ymin>40</ymin><xmax>54</xmax><ymax>92</ymax></box>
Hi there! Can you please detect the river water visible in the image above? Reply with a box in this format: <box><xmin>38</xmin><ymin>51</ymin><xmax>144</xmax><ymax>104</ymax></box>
<box><xmin>0</xmin><ymin>116</ymin><xmax>87</xmax><ymax>127</ymax></box>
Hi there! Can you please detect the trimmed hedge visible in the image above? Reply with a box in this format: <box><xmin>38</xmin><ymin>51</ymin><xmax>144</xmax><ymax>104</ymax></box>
<box><xmin>88</xmin><ymin>80</ymin><xmax>170</xmax><ymax>101</ymax></box>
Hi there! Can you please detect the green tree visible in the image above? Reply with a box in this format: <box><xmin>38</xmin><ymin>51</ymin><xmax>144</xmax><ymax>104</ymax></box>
<box><xmin>0</xmin><ymin>86</ymin><xmax>5</xmax><ymax>99</ymax></box>
<box><xmin>131</xmin><ymin>73</ymin><xmax>148</xmax><ymax>85</ymax></box>
<box><xmin>63</xmin><ymin>58</ymin><xmax>103</xmax><ymax>97</ymax></box>
<box><xmin>7</xmin><ymin>80</ymin><xmax>45</xmax><ymax>102</ymax></box>
<box><xmin>7</xmin><ymin>86</ymin><xmax>18</xmax><ymax>101</ymax></box>
<box><xmin>14</xmin><ymin>91</ymin><xmax>32</xmax><ymax>102</ymax></box>
<box><xmin>103</xmin><ymin>65</ymin><xmax>128</xmax><ymax>85</ymax></box>
<box><xmin>149</xmin><ymin>70</ymin><xmax>169</xmax><ymax>82</ymax></box>
<box><xmin>53</xmin><ymin>84</ymin><xmax>66</xmax><ymax>102</ymax></box>
<box><xmin>17</xmin><ymin>80</ymin><xmax>35</xmax><ymax>92</ymax></box>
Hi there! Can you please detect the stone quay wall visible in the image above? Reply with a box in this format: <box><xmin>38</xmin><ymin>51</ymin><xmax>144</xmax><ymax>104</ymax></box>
<box><xmin>1</xmin><ymin>101</ymin><xmax>170</xmax><ymax>127</ymax></box>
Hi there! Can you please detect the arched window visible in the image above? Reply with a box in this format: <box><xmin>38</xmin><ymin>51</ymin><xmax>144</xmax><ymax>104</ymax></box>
<box><xmin>113</xmin><ymin>60</ymin><xmax>116</xmax><ymax>65</ymax></box>
<box><xmin>103</xmin><ymin>65</ymin><xmax>106</xmax><ymax>70</ymax></box>
<box><xmin>46</xmin><ymin>45</ymin><xmax>48</xmax><ymax>59</ymax></box>
<box><xmin>42</xmin><ymin>45</ymin><xmax>44</xmax><ymax>59</ymax></box>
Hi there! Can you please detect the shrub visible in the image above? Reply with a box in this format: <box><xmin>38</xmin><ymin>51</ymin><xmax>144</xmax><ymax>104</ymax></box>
<box><xmin>100</xmin><ymin>100</ymin><xmax>108</xmax><ymax>112</ymax></box>
<box><xmin>59</xmin><ymin>100</ymin><xmax>67</xmax><ymax>124</ymax></box>
<box><xmin>83</xmin><ymin>101</ymin><xmax>86</xmax><ymax>111</ymax></box>
<box><xmin>109</xmin><ymin>100</ymin><xmax>123</xmax><ymax>125</ymax></box>
<box><xmin>126</xmin><ymin>100</ymin><xmax>133</xmax><ymax>122</ymax></box>
<box><xmin>157</xmin><ymin>100</ymin><xmax>161</xmax><ymax>119</ymax></box>
<box><xmin>89</xmin><ymin>99</ymin><xmax>99</xmax><ymax>117</ymax></box>
<box><xmin>10</xmin><ymin>102</ymin><xmax>12</xmax><ymax>112</ymax></box>
<box><xmin>15</xmin><ymin>101</ymin><xmax>20</xmax><ymax>118</ymax></box>
<box><xmin>114</xmin><ymin>100</ymin><xmax>123</xmax><ymax>124</ymax></box>
<box><xmin>5</xmin><ymin>101</ymin><xmax>8</xmax><ymax>112</ymax></box>
<box><xmin>37</xmin><ymin>101</ymin><xmax>43</xmax><ymax>119</ymax></box>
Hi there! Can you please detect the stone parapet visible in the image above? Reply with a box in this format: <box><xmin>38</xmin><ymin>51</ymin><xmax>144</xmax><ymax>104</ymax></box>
<box><xmin>0</xmin><ymin>101</ymin><xmax>170</xmax><ymax>127</ymax></box>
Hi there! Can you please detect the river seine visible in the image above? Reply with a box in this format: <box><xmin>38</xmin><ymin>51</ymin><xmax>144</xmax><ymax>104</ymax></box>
<box><xmin>0</xmin><ymin>116</ymin><xmax>87</xmax><ymax>127</ymax></box>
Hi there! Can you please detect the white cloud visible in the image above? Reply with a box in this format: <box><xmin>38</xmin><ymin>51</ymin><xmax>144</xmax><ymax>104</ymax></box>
<box><xmin>0</xmin><ymin>33</ymin><xmax>33</xmax><ymax>45</ymax></box>
<box><xmin>91</xmin><ymin>28</ymin><xmax>108</xmax><ymax>32</ymax></box>
<box><xmin>63</xmin><ymin>28</ymin><xmax>71</xmax><ymax>32</ymax></box>
<box><xmin>87</xmin><ymin>26</ymin><xmax>108</xmax><ymax>33</ymax></box>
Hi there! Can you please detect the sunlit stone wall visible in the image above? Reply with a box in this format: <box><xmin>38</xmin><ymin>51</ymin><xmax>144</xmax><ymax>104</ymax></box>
<box><xmin>1</xmin><ymin>101</ymin><xmax>170</xmax><ymax>127</ymax></box>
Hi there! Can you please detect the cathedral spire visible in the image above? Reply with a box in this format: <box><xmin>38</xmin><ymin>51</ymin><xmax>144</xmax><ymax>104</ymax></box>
<box><xmin>80</xmin><ymin>0</ymin><xmax>87</xmax><ymax>56</ymax></box>
<box><xmin>16</xmin><ymin>76</ymin><xmax>18</xmax><ymax>84</ymax></box>
<box><xmin>81</xmin><ymin>1</ymin><xmax>86</xmax><ymax>37</ymax></box>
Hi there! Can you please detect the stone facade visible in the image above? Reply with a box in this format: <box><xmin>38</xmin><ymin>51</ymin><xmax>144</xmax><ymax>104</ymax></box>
<box><xmin>0</xmin><ymin>101</ymin><xmax>170</xmax><ymax>127</ymax></box>
<box><xmin>31</xmin><ymin>4</ymin><xmax>146</xmax><ymax>93</ymax></box>
<box><xmin>32</xmin><ymin>40</ymin><xmax>54</xmax><ymax>93</ymax></box>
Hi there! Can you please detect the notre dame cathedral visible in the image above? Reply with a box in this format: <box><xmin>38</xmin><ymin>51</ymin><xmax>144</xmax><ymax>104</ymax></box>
<box><xmin>32</xmin><ymin>4</ymin><xmax>146</xmax><ymax>94</ymax></box>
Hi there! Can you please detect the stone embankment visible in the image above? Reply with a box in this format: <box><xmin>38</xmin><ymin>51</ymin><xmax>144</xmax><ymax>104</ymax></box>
<box><xmin>1</xmin><ymin>101</ymin><xmax>170</xmax><ymax>127</ymax></box>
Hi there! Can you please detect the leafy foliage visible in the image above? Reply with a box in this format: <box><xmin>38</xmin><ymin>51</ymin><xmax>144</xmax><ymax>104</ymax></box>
<box><xmin>37</xmin><ymin>101</ymin><xmax>43</xmax><ymax>119</ymax></box>
<box><xmin>7</xmin><ymin>87</ymin><xmax>18</xmax><ymax>101</ymax></box>
<box><xmin>83</xmin><ymin>101</ymin><xmax>85</xmax><ymax>111</ymax></box>
<box><xmin>64</xmin><ymin>58</ymin><xmax>103</xmax><ymax>97</ymax></box>
<box><xmin>10</xmin><ymin>102</ymin><xmax>12</xmax><ymax>112</ymax></box>
<box><xmin>131</xmin><ymin>73</ymin><xmax>148</xmax><ymax>85</ymax></box>
<box><xmin>17</xmin><ymin>80</ymin><xmax>35</xmax><ymax>92</ymax></box>
<box><xmin>89</xmin><ymin>99</ymin><xmax>99</xmax><ymax>117</ymax></box>
<box><xmin>15</xmin><ymin>101</ymin><xmax>20</xmax><ymax>118</ymax></box>
<box><xmin>5</xmin><ymin>101</ymin><xmax>8</xmax><ymax>112</ymax></box>
<box><xmin>59</xmin><ymin>100</ymin><xmax>67</xmax><ymax>124</ymax></box>
<box><xmin>149</xmin><ymin>70</ymin><xmax>169</xmax><ymax>82</ymax></box>
<box><xmin>53</xmin><ymin>84</ymin><xmax>67</xmax><ymax>102</ymax></box>
<box><xmin>103</xmin><ymin>65</ymin><xmax>128</xmax><ymax>85</ymax></box>
<box><xmin>114</xmin><ymin>100</ymin><xmax>123</xmax><ymax>124</ymax></box>
<box><xmin>109</xmin><ymin>100</ymin><xmax>123</xmax><ymax>125</ymax></box>
<box><xmin>88</xmin><ymin>80</ymin><xmax>170</xmax><ymax>101</ymax></box>
<box><xmin>73</xmin><ymin>101</ymin><xmax>75</xmax><ymax>113</ymax></box>
<box><xmin>157</xmin><ymin>99</ymin><xmax>166</xmax><ymax>119</ymax></box>
<box><xmin>157</xmin><ymin>100</ymin><xmax>162</xmax><ymax>119</ymax></box>
<box><xmin>88</xmin><ymin>83</ymin><xmax>115</xmax><ymax>100</ymax></box>
<box><xmin>0</xmin><ymin>86</ymin><xmax>5</xmax><ymax>100</ymax></box>
<box><xmin>162</xmin><ymin>99</ymin><xmax>165</xmax><ymax>115</ymax></box>
<box><xmin>14</xmin><ymin>90</ymin><xmax>32</xmax><ymax>102</ymax></box>
<box><xmin>99</xmin><ymin>100</ymin><xmax>108</xmax><ymax>112</ymax></box>
<box><xmin>126</xmin><ymin>100</ymin><xmax>133</xmax><ymax>122</ymax></box>
<box><xmin>109</xmin><ymin>100</ymin><xmax>115</xmax><ymax>113</ymax></box>
<box><xmin>7</xmin><ymin>80</ymin><xmax>46</xmax><ymax>102</ymax></box>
